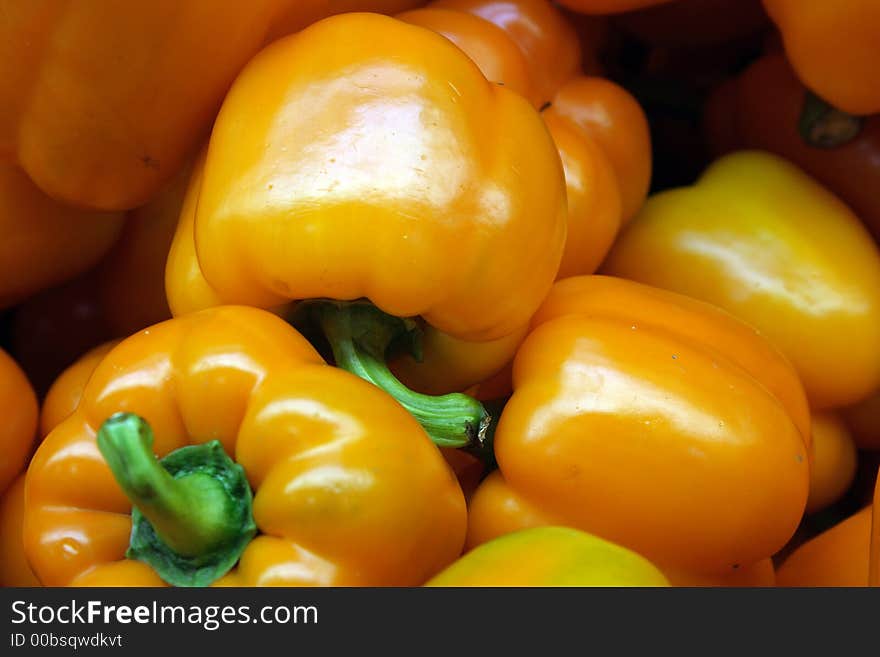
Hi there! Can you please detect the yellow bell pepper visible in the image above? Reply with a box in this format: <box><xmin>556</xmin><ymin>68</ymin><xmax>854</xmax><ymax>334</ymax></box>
<box><xmin>166</xmin><ymin>13</ymin><xmax>566</xmax><ymax>450</ymax></box>
<box><xmin>604</xmin><ymin>151</ymin><xmax>880</xmax><ymax>409</ymax></box>
<box><xmin>426</xmin><ymin>526</ymin><xmax>669</xmax><ymax>586</ymax></box>
<box><xmin>467</xmin><ymin>276</ymin><xmax>809</xmax><ymax>576</ymax></box>
<box><xmin>24</xmin><ymin>306</ymin><xmax>466</xmax><ymax>587</ymax></box>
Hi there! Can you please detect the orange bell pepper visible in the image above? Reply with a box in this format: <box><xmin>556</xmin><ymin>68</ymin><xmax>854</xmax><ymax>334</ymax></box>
<box><xmin>467</xmin><ymin>275</ymin><xmax>809</xmax><ymax>576</ymax></box>
<box><xmin>0</xmin><ymin>341</ymin><xmax>117</xmax><ymax>588</ymax></box>
<box><xmin>0</xmin><ymin>1</ymin><xmax>295</xmax><ymax>210</ymax></box>
<box><xmin>0</xmin><ymin>163</ymin><xmax>123</xmax><ymax>309</ymax></box>
<box><xmin>806</xmin><ymin>412</ymin><xmax>858</xmax><ymax>515</ymax></box>
<box><xmin>0</xmin><ymin>348</ymin><xmax>38</xmax><ymax>496</ymax></box>
<box><xmin>44</xmin><ymin>338</ymin><xmax>486</xmax><ymax>515</ymax></box>
<box><xmin>24</xmin><ymin>306</ymin><xmax>466</xmax><ymax>587</ymax></box>
<box><xmin>426</xmin><ymin>526</ymin><xmax>669</xmax><ymax>586</ymax></box>
<box><xmin>166</xmin><ymin>13</ymin><xmax>566</xmax><ymax>450</ymax></box>
<box><xmin>604</xmin><ymin>151</ymin><xmax>880</xmax><ymax>410</ymax></box>
<box><xmin>762</xmin><ymin>0</ymin><xmax>880</xmax><ymax>116</ymax></box>
<box><xmin>664</xmin><ymin>560</ymin><xmax>776</xmax><ymax>588</ymax></box>
<box><xmin>704</xmin><ymin>53</ymin><xmax>880</xmax><ymax>240</ymax></box>
<box><xmin>0</xmin><ymin>475</ymin><xmax>41</xmax><ymax>587</ymax></box>
<box><xmin>415</xmin><ymin>0</ymin><xmax>583</xmax><ymax>108</ymax></box>
<box><xmin>400</xmin><ymin>0</ymin><xmax>650</xmax><ymax>277</ymax></box>
<box><xmin>39</xmin><ymin>341</ymin><xmax>119</xmax><ymax>439</ymax></box>
<box><xmin>777</xmin><ymin>506</ymin><xmax>872</xmax><ymax>587</ymax></box>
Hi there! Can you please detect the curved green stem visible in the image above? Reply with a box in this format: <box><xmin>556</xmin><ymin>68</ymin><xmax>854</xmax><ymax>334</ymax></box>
<box><xmin>97</xmin><ymin>413</ymin><xmax>256</xmax><ymax>587</ymax></box>
<box><xmin>799</xmin><ymin>90</ymin><xmax>863</xmax><ymax>148</ymax></box>
<box><xmin>314</xmin><ymin>301</ymin><xmax>491</xmax><ymax>454</ymax></box>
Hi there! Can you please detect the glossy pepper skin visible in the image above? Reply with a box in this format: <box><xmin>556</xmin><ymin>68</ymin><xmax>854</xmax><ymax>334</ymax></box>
<box><xmin>468</xmin><ymin>275</ymin><xmax>809</xmax><ymax>575</ymax></box>
<box><xmin>0</xmin><ymin>163</ymin><xmax>123</xmax><ymax>309</ymax></box>
<box><xmin>39</xmin><ymin>341</ymin><xmax>118</xmax><ymax>439</ymax></box>
<box><xmin>604</xmin><ymin>151</ymin><xmax>880</xmax><ymax>410</ymax></box>
<box><xmin>426</xmin><ymin>526</ymin><xmax>669</xmax><ymax>586</ymax></box>
<box><xmin>0</xmin><ymin>342</ymin><xmax>117</xmax><ymax>588</ymax></box>
<box><xmin>0</xmin><ymin>1</ymin><xmax>298</xmax><ymax>210</ymax></box>
<box><xmin>0</xmin><ymin>476</ymin><xmax>41</xmax><ymax>587</ymax></box>
<box><xmin>398</xmin><ymin>0</ymin><xmax>651</xmax><ymax>278</ymax></box>
<box><xmin>704</xmin><ymin>54</ymin><xmax>880</xmax><ymax>240</ymax></box>
<box><xmin>166</xmin><ymin>13</ymin><xmax>566</xmax><ymax>391</ymax></box>
<box><xmin>24</xmin><ymin>306</ymin><xmax>466</xmax><ymax>587</ymax></box>
<box><xmin>0</xmin><ymin>348</ymin><xmax>39</xmax><ymax>496</ymax></box>
<box><xmin>806</xmin><ymin>412</ymin><xmax>857</xmax><ymax>515</ymax></box>
<box><xmin>762</xmin><ymin>0</ymin><xmax>880</xmax><ymax>116</ymax></box>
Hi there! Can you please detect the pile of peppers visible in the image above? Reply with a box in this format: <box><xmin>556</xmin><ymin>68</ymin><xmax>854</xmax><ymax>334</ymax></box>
<box><xmin>1</xmin><ymin>0</ymin><xmax>879</xmax><ymax>588</ymax></box>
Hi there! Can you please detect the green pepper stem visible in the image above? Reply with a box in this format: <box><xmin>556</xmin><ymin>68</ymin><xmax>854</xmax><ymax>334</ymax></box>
<box><xmin>315</xmin><ymin>301</ymin><xmax>491</xmax><ymax>452</ymax></box>
<box><xmin>97</xmin><ymin>413</ymin><xmax>240</xmax><ymax>557</ymax></box>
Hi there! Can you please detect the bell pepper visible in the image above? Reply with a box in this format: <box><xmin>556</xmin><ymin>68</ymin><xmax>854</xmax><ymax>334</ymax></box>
<box><xmin>39</xmin><ymin>341</ymin><xmax>119</xmax><ymax>439</ymax></box>
<box><xmin>0</xmin><ymin>475</ymin><xmax>41</xmax><ymax>587</ymax></box>
<box><xmin>603</xmin><ymin>150</ymin><xmax>880</xmax><ymax>410</ymax></box>
<box><xmin>0</xmin><ymin>163</ymin><xmax>123</xmax><ymax>309</ymax></box>
<box><xmin>762</xmin><ymin>0</ymin><xmax>880</xmax><ymax>116</ymax></box>
<box><xmin>842</xmin><ymin>390</ymin><xmax>880</xmax><ymax>451</ymax></box>
<box><xmin>49</xmin><ymin>337</ymin><xmax>487</xmax><ymax>515</ymax></box>
<box><xmin>776</xmin><ymin>506</ymin><xmax>871</xmax><ymax>587</ymax></box>
<box><xmin>0</xmin><ymin>340</ymin><xmax>118</xmax><ymax>589</ymax></box>
<box><xmin>410</xmin><ymin>0</ymin><xmax>583</xmax><ymax>109</ymax></box>
<box><xmin>24</xmin><ymin>306</ymin><xmax>466</xmax><ymax>587</ymax></box>
<box><xmin>165</xmin><ymin>13</ymin><xmax>567</xmax><ymax>449</ymax></box>
<box><xmin>663</xmin><ymin>560</ymin><xmax>776</xmax><ymax>587</ymax></box>
<box><xmin>465</xmin><ymin>471</ymin><xmax>778</xmax><ymax>586</ymax></box>
<box><xmin>555</xmin><ymin>0</ymin><xmax>672</xmax><ymax>14</ymax></box>
<box><xmin>0</xmin><ymin>348</ymin><xmax>38</xmax><ymax>496</ymax></box>
<box><xmin>704</xmin><ymin>53</ymin><xmax>880</xmax><ymax>240</ymax></box>
<box><xmin>97</xmin><ymin>162</ymin><xmax>192</xmax><ymax>336</ymax></box>
<box><xmin>0</xmin><ymin>1</ymin><xmax>297</xmax><ymax>210</ymax></box>
<box><xmin>398</xmin><ymin>2</ymin><xmax>650</xmax><ymax>281</ymax></box>
<box><xmin>467</xmin><ymin>275</ymin><xmax>809</xmax><ymax>576</ymax></box>
<box><xmin>425</xmin><ymin>526</ymin><xmax>669</xmax><ymax>586</ymax></box>
<box><xmin>806</xmin><ymin>412</ymin><xmax>858</xmax><ymax>515</ymax></box>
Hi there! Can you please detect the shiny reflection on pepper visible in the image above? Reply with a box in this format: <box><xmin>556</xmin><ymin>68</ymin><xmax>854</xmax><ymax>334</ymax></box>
<box><xmin>678</xmin><ymin>232</ymin><xmax>870</xmax><ymax>316</ymax></box>
<box><xmin>524</xmin><ymin>360</ymin><xmax>732</xmax><ymax>448</ymax></box>
<box><xmin>253</xmin><ymin>398</ymin><xmax>363</xmax><ymax>460</ymax></box>
<box><xmin>247</xmin><ymin>65</ymin><xmax>471</xmax><ymax>214</ymax></box>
